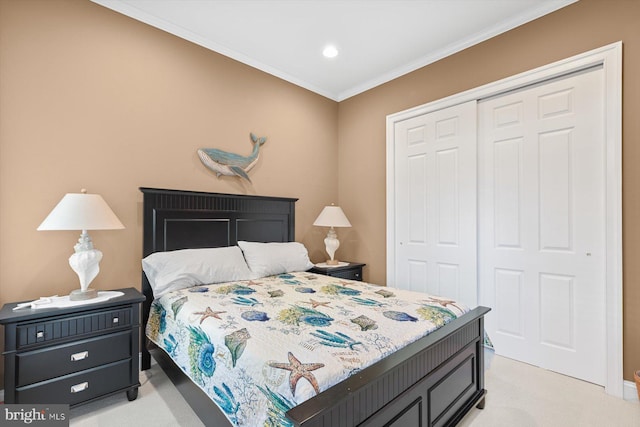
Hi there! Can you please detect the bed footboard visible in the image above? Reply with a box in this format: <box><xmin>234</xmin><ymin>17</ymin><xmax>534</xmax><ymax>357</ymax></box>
<box><xmin>286</xmin><ymin>306</ymin><xmax>490</xmax><ymax>427</ymax></box>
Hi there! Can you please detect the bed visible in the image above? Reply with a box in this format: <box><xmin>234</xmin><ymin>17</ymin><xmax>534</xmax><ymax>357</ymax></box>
<box><xmin>140</xmin><ymin>187</ymin><xmax>489</xmax><ymax>427</ymax></box>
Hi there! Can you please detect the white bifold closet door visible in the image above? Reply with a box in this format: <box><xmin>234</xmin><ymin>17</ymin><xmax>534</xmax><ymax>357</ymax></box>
<box><xmin>478</xmin><ymin>66</ymin><xmax>606</xmax><ymax>385</ymax></box>
<box><xmin>393</xmin><ymin>100</ymin><xmax>478</xmax><ymax>309</ymax></box>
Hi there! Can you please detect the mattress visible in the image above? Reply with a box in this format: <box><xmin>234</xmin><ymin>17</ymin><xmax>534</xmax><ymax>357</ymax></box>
<box><xmin>146</xmin><ymin>271</ymin><xmax>469</xmax><ymax>426</ymax></box>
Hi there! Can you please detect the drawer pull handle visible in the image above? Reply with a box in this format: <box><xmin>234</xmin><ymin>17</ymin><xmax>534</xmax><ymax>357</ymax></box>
<box><xmin>71</xmin><ymin>351</ymin><xmax>89</xmax><ymax>361</ymax></box>
<box><xmin>113</xmin><ymin>317</ymin><xmax>119</xmax><ymax>324</ymax></box>
<box><xmin>36</xmin><ymin>331</ymin><xmax>44</xmax><ymax>339</ymax></box>
<box><xmin>70</xmin><ymin>382</ymin><xmax>89</xmax><ymax>393</ymax></box>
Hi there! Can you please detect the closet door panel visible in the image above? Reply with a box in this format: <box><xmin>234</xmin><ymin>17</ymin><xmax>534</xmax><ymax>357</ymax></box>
<box><xmin>393</xmin><ymin>101</ymin><xmax>477</xmax><ymax>307</ymax></box>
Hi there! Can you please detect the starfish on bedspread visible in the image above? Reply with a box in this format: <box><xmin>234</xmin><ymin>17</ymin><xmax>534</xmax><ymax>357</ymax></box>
<box><xmin>423</xmin><ymin>296</ymin><xmax>464</xmax><ymax>312</ymax></box>
<box><xmin>268</xmin><ymin>352</ymin><xmax>325</xmax><ymax>397</ymax></box>
<box><xmin>246</xmin><ymin>280</ymin><xmax>263</xmax><ymax>286</ymax></box>
<box><xmin>194</xmin><ymin>307</ymin><xmax>226</xmax><ymax>324</ymax></box>
<box><xmin>302</xmin><ymin>299</ymin><xmax>331</xmax><ymax>309</ymax></box>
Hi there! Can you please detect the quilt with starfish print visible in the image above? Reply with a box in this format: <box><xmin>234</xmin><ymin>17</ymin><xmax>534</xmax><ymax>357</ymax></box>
<box><xmin>146</xmin><ymin>271</ymin><xmax>469</xmax><ymax>426</ymax></box>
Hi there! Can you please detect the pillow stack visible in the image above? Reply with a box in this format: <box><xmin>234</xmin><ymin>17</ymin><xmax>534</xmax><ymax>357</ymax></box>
<box><xmin>142</xmin><ymin>242</ymin><xmax>314</xmax><ymax>297</ymax></box>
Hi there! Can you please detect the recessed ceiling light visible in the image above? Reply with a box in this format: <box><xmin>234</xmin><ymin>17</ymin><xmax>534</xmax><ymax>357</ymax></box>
<box><xmin>323</xmin><ymin>45</ymin><xmax>339</xmax><ymax>58</ymax></box>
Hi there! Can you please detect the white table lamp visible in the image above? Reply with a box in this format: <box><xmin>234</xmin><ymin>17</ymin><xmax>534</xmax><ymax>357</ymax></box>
<box><xmin>313</xmin><ymin>205</ymin><xmax>351</xmax><ymax>265</ymax></box>
<box><xmin>38</xmin><ymin>189</ymin><xmax>124</xmax><ymax>300</ymax></box>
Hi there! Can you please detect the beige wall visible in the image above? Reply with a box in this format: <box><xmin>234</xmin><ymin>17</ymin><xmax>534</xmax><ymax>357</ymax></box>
<box><xmin>337</xmin><ymin>0</ymin><xmax>640</xmax><ymax>381</ymax></box>
<box><xmin>0</xmin><ymin>0</ymin><xmax>339</xmax><ymax>380</ymax></box>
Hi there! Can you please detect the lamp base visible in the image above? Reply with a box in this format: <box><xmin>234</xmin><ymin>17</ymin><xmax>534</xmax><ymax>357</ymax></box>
<box><xmin>69</xmin><ymin>288</ymin><xmax>98</xmax><ymax>301</ymax></box>
<box><xmin>325</xmin><ymin>259</ymin><xmax>340</xmax><ymax>265</ymax></box>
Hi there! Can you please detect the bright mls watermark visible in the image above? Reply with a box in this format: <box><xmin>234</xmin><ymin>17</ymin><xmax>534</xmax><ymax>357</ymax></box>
<box><xmin>1</xmin><ymin>405</ymin><xmax>68</xmax><ymax>426</ymax></box>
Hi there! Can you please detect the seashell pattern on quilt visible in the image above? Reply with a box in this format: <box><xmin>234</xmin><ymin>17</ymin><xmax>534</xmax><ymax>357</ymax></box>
<box><xmin>146</xmin><ymin>271</ymin><xmax>468</xmax><ymax>426</ymax></box>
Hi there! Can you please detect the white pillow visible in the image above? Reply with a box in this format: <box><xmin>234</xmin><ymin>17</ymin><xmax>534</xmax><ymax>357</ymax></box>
<box><xmin>142</xmin><ymin>246</ymin><xmax>257</xmax><ymax>297</ymax></box>
<box><xmin>238</xmin><ymin>241</ymin><xmax>314</xmax><ymax>277</ymax></box>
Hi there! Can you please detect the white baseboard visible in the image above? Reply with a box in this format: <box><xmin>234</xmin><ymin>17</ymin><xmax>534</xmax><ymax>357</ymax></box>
<box><xmin>623</xmin><ymin>380</ymin><xmax>638</xmax><ymax>401</ymax></box>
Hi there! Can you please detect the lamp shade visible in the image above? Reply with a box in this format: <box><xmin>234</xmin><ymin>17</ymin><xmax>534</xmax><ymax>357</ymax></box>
<box><xmin>37</xmin><ymin>192</ymin><xmax>124</xmax><ymax>231</ymax></box>
<box><xmin>313</xmin><ymin>205</ymin><xmax>351</xmax><ymax>228</ymax></box>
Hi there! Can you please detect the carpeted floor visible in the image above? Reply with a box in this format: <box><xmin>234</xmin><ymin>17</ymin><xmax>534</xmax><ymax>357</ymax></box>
<box><xmin>458</xmin><ymin>353</ymin><xmax>640</xmax><ymax>427</ymax></box>
<box><xmin>70</xmin><ymin>353</ymin><xmax>640</xmax><ymax>426</ymax></box>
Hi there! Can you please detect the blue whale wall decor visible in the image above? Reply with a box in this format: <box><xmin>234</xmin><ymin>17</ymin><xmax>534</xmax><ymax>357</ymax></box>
<box><xmin>197</xmin><ymin>133</ymin><xmax>266</xmax><ymax>182</ymax></box>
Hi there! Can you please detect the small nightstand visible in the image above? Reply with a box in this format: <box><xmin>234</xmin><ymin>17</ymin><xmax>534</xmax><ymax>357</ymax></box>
<box><xmin>0</xmin><ymin>287</ymin><xmax>145</xmax><ymax>406</ymax></box>
<box><xmin>309</xmin><ymin>262</ymin><xmax>366</xmax><ymax>281</ymax></box>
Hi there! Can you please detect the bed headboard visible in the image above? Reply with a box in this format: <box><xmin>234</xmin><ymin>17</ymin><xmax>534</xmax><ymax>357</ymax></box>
<box><xmin>139</xmin><ymin>187</ymin><xmax>298</xmax><ymax>369</ymax></box>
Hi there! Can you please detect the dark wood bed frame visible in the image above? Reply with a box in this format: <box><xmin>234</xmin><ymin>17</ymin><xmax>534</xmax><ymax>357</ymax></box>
<box><xmin>140</xmin><ymin>187</ymin><xmax>489</xmax><ymax>427</ymax></box>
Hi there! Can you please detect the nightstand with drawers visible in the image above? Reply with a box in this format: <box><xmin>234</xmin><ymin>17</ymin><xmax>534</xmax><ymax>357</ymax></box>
<box><xmin>0</xmin><ymin>288</ymin><xmax>145</xmax><ymax>406</ymax></box>
<box><xmin>309</xmin><ymin>262</ymin><xmax>366</xmax><ymax>281</ymax></box>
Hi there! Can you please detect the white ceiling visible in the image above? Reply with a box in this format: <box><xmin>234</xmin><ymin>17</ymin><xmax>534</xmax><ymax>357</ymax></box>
<box><xmin>91</xmin><ymin>0</ymin><xmax>577</xmax><ymax>101</ymax></box>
